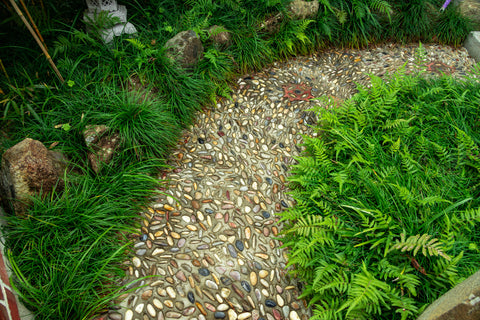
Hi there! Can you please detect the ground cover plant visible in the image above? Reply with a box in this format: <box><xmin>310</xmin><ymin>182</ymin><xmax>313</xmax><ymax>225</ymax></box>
<box><xmin>280</xmin><ymin>69</ymin><xmax>480</xmax><ymax>319</ymax></box>
<box><xmin>3</xmin><ymin>162</ymin><xmax>165</xmax><ymax>319</ymax></box>
<box><xmin>0</xmin><ymin>0</ymin><xmax>476</xmax><ymax>319</ymax></box>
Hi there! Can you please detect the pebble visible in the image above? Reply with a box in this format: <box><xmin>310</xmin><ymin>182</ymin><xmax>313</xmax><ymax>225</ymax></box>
<box><xmin>198</xmin><ymin>268</ymin><xmax>210</xmax><ymax>276</ymax></box>
<box><xmin>289</xmin><ymin>310</ymin><xmax>300</xmax><ymax>320</ymax></box>
<box><xmin>265</xmin><ymin>299</ymin><xmax>277</xmax><ymax>308</ymax></box>
<box><xmin>241</xmin><ymin>280</ymin><xmax>251</xmax><ymax>293</ymax></box>
<box><xmin>124</xmin><ymin>310</ymin><xmax>133</xmax><ymax>320</ymax></box>
<box><xmin>235</xmin><ymin>240</ymin><xmax>244</xmax><ymax>251</ymax></box>
<box><xmin>227</xmin><ymin>244</ymin><xmax>238</xmax><ymax>258</ymax></box>
<box><xmin>228</xmin><ymin>309</ymin><xmax>238</xmax><ymax>320</ymax></box>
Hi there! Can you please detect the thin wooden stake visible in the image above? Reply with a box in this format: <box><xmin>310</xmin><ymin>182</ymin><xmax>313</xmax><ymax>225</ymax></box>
<box><xmin>19</xmin><ymin>0</ymin><xmax>48</xmax><ymax>51</ymax></box>
<box><xmin>8</xmin><ymin>0</ymin><xmax>64</xmax><ymax>83</ymax></box>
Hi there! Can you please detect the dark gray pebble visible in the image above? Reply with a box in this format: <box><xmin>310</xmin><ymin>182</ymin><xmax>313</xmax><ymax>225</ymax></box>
<box><xmin>281</xmin><ymin>200</ymin><xmax>288</xmax><ymax>208</ymax></box>
<box><xmin>262</xmin><ymin>211</ymin><xmax>270</xmax><ymax>218</ymax></box>
<box><xmin>265</xmin><ymin>299</ymin><xmax>277</xmax><ymax>308</ymax></box>
<box><xmin>198</xmin><ymin>138</ymin><xmax>205</xmax><ymax>144</ymax></box>
<box><xmin>241</xmin><ymin>280</ymin><xmax>251</xmax><ymax>293</ymax></box>
<box><xmin>187</xmin><ymin>291</ymin><xmax>195</xmax><ymax>303</ymax></box>
<box><xmin>139</xmin><ymin>234</ymin><xmax>148</xmax><ymax>241</ymax></box>
<box><xmin>235</xmin><ymin>240</ymin><xmax>244</xmax><ymax>251</ymax></box>
<box><xmin>214</xmin><ymin>311</ymin><xmax>226</xmax><ymax>319</ymax></box>
<box><xmin>198</xmin><ymin>268</ymin><xmax>210</xmax><ymax>276</ymax></box>
<box><xmin>266</xmin><ymin>178</ymin><xmax>273</xmax><ymax>185</ymax></box>
<box><xmin>221</xmin><ymin>276</ymin><xmax>232</xmax><ymax>285</ymax></box>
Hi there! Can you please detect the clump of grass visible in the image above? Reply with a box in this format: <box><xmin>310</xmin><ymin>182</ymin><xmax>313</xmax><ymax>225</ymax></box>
<box><xmin>436</xmin><ymin>5</ymin><xmax>473</xmax><ymax>46</ymax></box>
<box><xmin>281</xmin><ymin>70</ymin><xmax>480</xmax><ymax>319</ymax></box>
<box><xmin>3</xmin><ymin>161</ymin><xmax>164</xmax><ymax>320</ymax></box>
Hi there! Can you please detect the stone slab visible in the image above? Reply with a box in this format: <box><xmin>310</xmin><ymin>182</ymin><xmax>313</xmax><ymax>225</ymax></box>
<box><xmin>418</xmin><ymin>270</ymin><xmax>480</xmax><ymax>320</ymax></box>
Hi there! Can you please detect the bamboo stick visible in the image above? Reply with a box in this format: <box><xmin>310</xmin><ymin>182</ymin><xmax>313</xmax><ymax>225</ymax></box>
<box><xmin>8</xmin><ymin>0</ymin><xmax>64</xmax><ymax>83</ymax></box>
<box><xmin>19</xmin><ymin>0</ymin><xmax>48</xmax><ymax>51</ymax></box>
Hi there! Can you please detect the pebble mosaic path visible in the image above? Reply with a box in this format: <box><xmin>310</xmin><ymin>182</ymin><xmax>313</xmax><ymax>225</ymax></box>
<box><xmin>107</xmin><ymin>43</ymin><xmax>477</xmax><ymax>320</ymax></box>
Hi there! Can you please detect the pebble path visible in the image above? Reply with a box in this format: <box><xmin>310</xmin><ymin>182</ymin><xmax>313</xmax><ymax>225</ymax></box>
<box><xmin>108</xmin><ymin>43</ymin><xmax>476</xmax><ymax>320</ymax></box>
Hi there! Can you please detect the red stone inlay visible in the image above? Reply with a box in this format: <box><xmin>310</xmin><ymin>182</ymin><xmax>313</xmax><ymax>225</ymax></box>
<box><xmin>282</xmin><ymin>83</ymin><xmax>314</xmax><ymax>101</ymax></box>
<box><xmin>0</xmin><ymin>253</ymin><xmax>10</xmax><ymax>285</ymax></box>
<box><xmin>425</xmin><ymin>61</ymin><xmax>455</xmax><ymax>75</ymax></box>
<box><xmin>6</xmin><ymin>289</ymin><xmax>21</xmax><ymax>320</ymax></box>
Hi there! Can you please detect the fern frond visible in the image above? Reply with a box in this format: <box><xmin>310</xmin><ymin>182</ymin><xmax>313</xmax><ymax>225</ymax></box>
<box><xmin>390</xmin><ymin>233</ymin><xmax>451</xmax><ymax>260</ymax></box>
<box><xmin>340</xmin><ymin>263</ymin><xmax>390</xmax><ymax>316</ymax></box>
<box><xmin>378</xmin><ymin>259</ymin><xmax>420</xmax><ymax>296</ymax></box>
<box><xmin>311</xmin><ymin>298</ymin><xmax>343</xmax><ymax>320</ymax></box>
<box><xmin>430</xmin><ymin>251</ymin><xmax>463</xmax><ymax>288</ymax></box>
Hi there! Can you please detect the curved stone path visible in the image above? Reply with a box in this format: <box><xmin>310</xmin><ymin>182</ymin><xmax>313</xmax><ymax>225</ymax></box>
<box><xmin>109</xmin><ymin>43</ymin><xmax>476</xmax><ymax>320</ymax></box>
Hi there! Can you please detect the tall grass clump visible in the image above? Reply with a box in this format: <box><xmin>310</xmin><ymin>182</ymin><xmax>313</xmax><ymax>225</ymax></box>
<box><xmin>3</xmin><ymin>162</ymin><xmax>164</xmax><ymax>320</ymax></box>
<box><xmin>281</xmin><ymin>70</ymin><xmax>480</xmax><ymax>319</ymax></box>
<box><xmin>436</xmin><ymin>4</ymin><xmax>473</xmax><ymax>46</ymax></box>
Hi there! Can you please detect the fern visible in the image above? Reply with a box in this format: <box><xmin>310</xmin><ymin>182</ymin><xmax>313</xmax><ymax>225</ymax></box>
<box><xmin>378</xmin><ymin>259</ymin><xmax>420</xmax><ymax>296</ymax></box>
<box><xmin>390</xmin><ymin>233</ymin><xmax>450</xmax><ymax>260</ymax></box>
<box><xmin>429</xmin><ymin>252</ymin><xmax>463</xmax><ymax>288</ymax></box>
<box><xmin>283</xmin><ymin>71</ymin><xmax>480</xmax><ymax>319</ymax></box>
<box><xmin>340</xmin><ymin>264</ymin><xmax>390</xmax><ymax>317</ymax></box>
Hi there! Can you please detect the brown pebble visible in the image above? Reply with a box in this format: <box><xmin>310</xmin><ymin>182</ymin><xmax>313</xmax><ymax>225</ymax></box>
<box><xmin>141</xmin><ymin>289</ymin><xmax>153</xmax><ymax>300</ymax></box>
<box><xmin>176</xmin><ymin>270</ymin><xmax>187</xmax><ymax>282</ymax></box>
<box><xmin>272</xmin><ymin>226</ymin><xmax>278</xmax><ymax>236</ymax></box>
<box><xmin>205</xmin><ymin>254</ymin><xmax>215</xmax><ymax>266</ymax></box>
<box><xmin>231</xmin><ymin>284</ymin><xmax>244</xmax><ymax>298</ymax></box>
<box><xmin>195</xmin><ymin>302</ymin><xmax>207</xmax><ymax>316</ymax></box>
<box><xmin>192</xmin><ymin>200</ymin><xmax>200</xmax><ymax>209</ymax></box>
<box><xmin>192</xmin><ymin>259</ymin><xmax>201</xmax><ymax>267</ymax></box>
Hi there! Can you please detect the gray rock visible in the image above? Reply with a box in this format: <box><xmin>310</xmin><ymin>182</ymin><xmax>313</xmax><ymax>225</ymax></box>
<box><xmin>289</xmin><ymin>0</ymin><xmax>319</xmax><ymax>20</ymax></box>
<box><xmin>418</xmin><ymin>269</ymin><xmax>480</xmax><ymax>320</ymax></box>
<box><xmin>0</xmin><ymin>138</ymin><xmax>66</xmax><ymax>215</ymax></box>
<box><xmin>464</xmin><ymin>31</ymin><xmax>480</xmax><ymax>62</ymax></box>
<box><xmin>208</xmin><ymin>25</ymin><xmax>231</xmax><ymax>47</ymax></box>
<box><xmin>83</xmin><ymin>125</ymin><xmax>120</xmax><ymax>174</ymax></box>
<box><xmin>165</xmin><ymin>30</ymin><xmax>204</xmax><ymax>69</ymax></box>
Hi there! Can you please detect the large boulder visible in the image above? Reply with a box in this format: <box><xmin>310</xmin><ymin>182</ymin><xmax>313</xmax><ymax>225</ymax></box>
<box><xmin>83</xmin><ymin>125</ymin><xmax>120</xmax><ymax>174</ymax></box>
<box><xmin>289</xmin><ymin>0</ymin><xmax>319</xmax><ymax>20</ymax></box>
<box><xmin>164</xmin><ymin>30</ymin><xmax>204</xmax><ymax>69</ymax></box>
<box><xmin>0</xmin><ymin>138</ymin><xmax>66</xmax><ymax>215</ymax></box>
<box><xmin>418</xmin><ymin>269</ymin><xmax>480</xmax><ymax>320</ymax></box>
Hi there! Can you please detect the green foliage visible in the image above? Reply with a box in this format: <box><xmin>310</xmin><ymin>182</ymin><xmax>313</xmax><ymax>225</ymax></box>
<box><xmin>436</xmin><ymin>5</ymin><xmax>473</xmax><ymax>46</ymax></box>
<box><xmin>3</xmin><ymin>162</ymin><xmax>164</xmax><ymax>320</ymax></box>
<box><xmin>0</xmin><ymin>1</ymin><xmax>476</xmax><ymax>320</ymax></box>
<box><xmin>281</xmin><ymin>70</ymin><xmax>480</xmax><ymax>319</ymax></box>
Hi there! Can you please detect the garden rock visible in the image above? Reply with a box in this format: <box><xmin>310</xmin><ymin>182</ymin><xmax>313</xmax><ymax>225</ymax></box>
<box><xmin>83</xmin><ymin>125</ymin><xmax>120</xmax><ymax>174</ymax></box>
<box><xmin>208</xmin><ymin>25</ymin><xmax>231</xmax><ymax>47</ymax></box>
<box><xmin>164</xmin><ymin>30</ymin><xmax>204</xmax><ymax>69</ymax></box>
<box><xmin>260</xmin><ymin>13</ymin><xmax>284</xmax><ymax>34</ymax></box>
<box><xmin>418</xmin><ymin>269</ymin><xmax>480</xmax><ymax>320</ymax></box>
<box><xmin>289</xmin><ymin>0</ymin><xmax>319</xmax><ymax>20</ymax></box>
<box><xmin>0</xmin><ymin>138</ymin><xmax>66</xmax><ymax>215</ymax></box>
<box><xmin>457</xmin><ymin>0</ymin><xmax>480</xmax><ymax>28</ymax></box>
